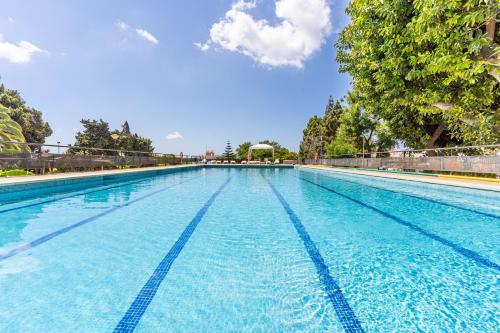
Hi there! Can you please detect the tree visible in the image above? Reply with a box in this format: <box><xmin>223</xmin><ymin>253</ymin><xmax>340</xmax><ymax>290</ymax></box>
<box><xmin>223</xmin><ymin>140</ymin><xmax>235</xmax><ymax>160</ymax></box>
<box><xmin>71</xmin><ymin>119</ymin><xmax>154</xmax><ymax>155</ymax></box>
<box><xmin>299</xmin><ymin>96</ymin><xmax>345</xmax><ymax>159</ymax></box>
<box><xmin>237</xmin><ymin>140</ymin><xmax>297</xmax><ymax>160</ymax></box>
<box><xmin>326</xmin><ymin>94</ymin><xmax>396</xmax><ymax>157</ymax></box>
<box><xmin>323</xmin><ymin>96</ymin><xmax>344</xmax><ymax>143</ymax></box>
<box><xmin>282</xmin><ymin>151</ymin><xmax>298</xmax><ymax>160</ymax></box>
<box><xmin>121</xmin><ymin>121</ymin><xmax>131</xmax><ymax>135</ymax></box>
<box><xmin>0</xmin><ymin>105</ymin><xmax>29</xmax><ymax>152</ymax></box>
<box><xmin>299</xmin><ymin>116</ymin><xmax>325</xmax><ymax>159</ymax></box>
<box><xmin>0</xmin><ymin>84</ymin><xmax>52</xmax><ymax>144</ymax></box>
<box><xmin>72</xmin><ymin>119</ymin><xmax>113</xmax><ymax>154</ymax></box>
<box><xmin>236</xmin><ymin>141</ymin><xmax>252</xmax><ymax>160</ymax></box>
<box><xmin>336</xmin><ymin>0</ymin><xmax>499</xmax><ymax>148</ymax></box>
<box><xmin>111</xmin><ymin>121</ymin><xmax>153</xmax><ymax>153</ymax></box>
<box><xmin>326</xmin><ymin>134</ymin><xmax>358</xmax><ymax>157</ymax></box>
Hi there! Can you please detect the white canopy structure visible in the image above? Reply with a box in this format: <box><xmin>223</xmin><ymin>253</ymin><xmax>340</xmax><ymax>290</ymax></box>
<box><xmin>248</xmin><ymin>143</ymin><xmax>274</xmax><ymax>160</ymax></box>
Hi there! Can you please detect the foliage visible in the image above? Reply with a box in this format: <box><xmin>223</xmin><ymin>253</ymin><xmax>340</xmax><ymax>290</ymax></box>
<box><xmin>282</xmin><ymin>151</ymin><xmax>298</xmax><ymax>160</ymax></box>
<box><xmin>326</xmin><ymin>134</ymin><xmax>358</xmax><ymax>157</ymax></box>
<box><xmin>336</xmin><ymin>0</ymin><xmax>500</xmax><ymax>148</ymax></box>
<box><xmin>0</xmin><ymin>84</ymin><xmax>52</xmax><ymax>145</ymax></box>
<box><xmin>236</xmin><ymin>140</ymin><xmax>297</xmax><ymax>161</ymax></box>
<box><xmin>299</xmin><ymin>115</ymin><xmax>326</xmax><ymax>159</ymax></box>
<box><xmin>325</xmin><ymin>96</ymin><xmax>396</xmax><ymax>157</ymax></box>
<box><xmin>0</xmin><ymin>105</ymin><xmax>30</xmax><ymax>152</ymax></box>
<box><xmin>70</xmin><ymin>119</ymin><xmax>153</xmax><ymax>155</ymax></box>
<box><xmin>299</xmin><ymin>96</ymin><xmax>348</xmax><ymax>159</ymax></box>
<box><xmin>0</xmin><ymin>169</ymin><xmax>34</xmax><ymax>177</ymax></box>
<box><xmin>301</xmin><ymin>94</ymin><xmax>397</xmax><ymax>158</ymax></box>
<box><xmin>236</xmin><ymin>141</ymin><xmax>252</xmax><ymax>160</ymax></box>
<box><xmin>322</xmin><ymin>96</ymin><xmax>344</xmax><ymax>144</ymax></box>
<box><xmin>223</xmin><ymin>140</ymin><xmax>235</xmax><ymax>160</ymax></box>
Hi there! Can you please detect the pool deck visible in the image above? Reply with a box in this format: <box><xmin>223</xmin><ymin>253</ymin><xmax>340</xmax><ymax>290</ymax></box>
<box><xmin>0</xmin><ymin>165</ymin><xmax>200</xmax><ymax>186</ymax></box>
<box><xmin>0</xmin><ymin>164</ymin><xmax>293</xmax><ymax>187</ymax></box>
<box><xmin>1</xmin><ymin>164</ymin><xmax>498</xmax><ymax>191</ymax></box>
<box><xmin>299</xmin><ymin>165</ymin><xmax>500</xmax><ymax>192</ymax></box>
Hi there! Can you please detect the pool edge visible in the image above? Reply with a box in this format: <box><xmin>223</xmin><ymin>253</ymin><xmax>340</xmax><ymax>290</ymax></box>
<box><xmin>297</xmin><ymin>165</ymin><xmax>500</xmax><ymax>192</ymax></box>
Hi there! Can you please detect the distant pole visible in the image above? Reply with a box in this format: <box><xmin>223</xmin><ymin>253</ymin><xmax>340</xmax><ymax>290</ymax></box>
<box><xmin>57</xmin><ymin>141</ymin><xmax>61</xmax><ymax>154</ymax></box>
<box><xmin>362</xmin><ymin>137</ymin><xmax>365</xmax><ymax>168</ymax></box>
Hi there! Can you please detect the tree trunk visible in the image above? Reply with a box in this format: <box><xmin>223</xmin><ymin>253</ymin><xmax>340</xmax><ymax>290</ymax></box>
<box><xmin>425</xmin><ymin>123</ymin><xmax>446</xmax><ymax>150</ymax></box>
<box><xmin>486</xmin><ymin>13</ymin><xmax>496</xmax><ymax>41</ymax></box>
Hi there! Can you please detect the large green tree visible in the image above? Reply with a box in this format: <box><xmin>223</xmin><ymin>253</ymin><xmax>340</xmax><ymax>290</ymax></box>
<box><xmin>326</xmin><ymin>95</ymin><xmax>396</xmax><ymax>157</ymax></box>
<box><xmin>0</xmin><ymin>84</ymin><xmax>52</xmax><ymax>144</ymax></box>
<box><xmin>71</xmin><ymin>119</ymin><xmax>153</xmax><ymax>155</ymax></box>
<box><xmin>0</xmin><ymin>105</ymin><xmax>29</xmax><ymax>152</ymax></box>
<box><xmin>73</xmin><ymin>119</ymin><xmax>112</xmax><ymax>153</ymax></box>
<box><xmin>299</xmin><ymin>116</ymin><xmax>326</xmax><ymax>159</ymax></box>
<box><xmin>111</xmin><ymin>121</ymin><xmax>153</xmax><ymax>153</ymax></box>
<box><xmin>336</xmin><ymin>0</ymin><xmax>499</xmax><ymax>148</ymax></box>
<box><xmin>299</xmin><ymin>96</ymin><xmax>346</xmax><ymax>159</ymax></box>
<box><xmin>323</xmin><ymin>96</ymin><xmax>344</xmax><ymax>144</ymax></box>
<box><xmin>236</xmin><ymin>141</ymin><xmax>252</xmax><ymax>160</ymax></box>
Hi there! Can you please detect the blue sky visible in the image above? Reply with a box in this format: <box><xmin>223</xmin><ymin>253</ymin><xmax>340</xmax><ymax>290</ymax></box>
<box><xmin>0</xmin><ymin>0</ymin><xmax>350</xmax><ymax>154</ymax></box>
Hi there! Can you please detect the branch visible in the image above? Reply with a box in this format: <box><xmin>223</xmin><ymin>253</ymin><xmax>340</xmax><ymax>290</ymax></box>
<box><xmin>431</xmin><ymin>102</ymin><xmax>453</xmax><ymax>111</ymax></box>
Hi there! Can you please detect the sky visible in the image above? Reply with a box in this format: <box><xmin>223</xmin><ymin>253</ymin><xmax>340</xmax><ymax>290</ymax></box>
<box><xmin>0</xmin><ymin>0</ymin><xmax>351</xmax><ymax>155</ymax></box>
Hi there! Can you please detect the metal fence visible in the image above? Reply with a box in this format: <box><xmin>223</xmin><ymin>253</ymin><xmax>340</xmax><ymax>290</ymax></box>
<box><xmin>304</xmin><ymin>144</ymin><xmax>500</xmax><ymax>176</ymax></box>
<box><xmin>0</xmin><ymin>141</ymin><xmax>201</xmax><ymax>174</ymax></box>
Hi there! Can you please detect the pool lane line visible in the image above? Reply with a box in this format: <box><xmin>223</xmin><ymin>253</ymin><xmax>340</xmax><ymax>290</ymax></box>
<box><xmin>0</xmin><ymin>174</ymin><xmax>204</xmax><ymax>262</ymax></box>
<box><xmin>0</xmin><ymin>170</ymin><xmax>201</xmax><ymax>214</ymax></box>
<box><xmin>113</xmin><ymin>177</ymin><xmax>232</xmax><ymax>333</ymax></box>
<box><xmin>264</xmin><ymin>176</ymin><xmax>365</xmax><ymax>333</ymax></box>
<box><xmin>297</xmin><ymin>176</ymin><xmax>500</xmax><ymax>272</ymax></box>
<box><xmin>299</xmin><ymin>170</ymin><xmax>499</xmax><ymax>220</ymax></box>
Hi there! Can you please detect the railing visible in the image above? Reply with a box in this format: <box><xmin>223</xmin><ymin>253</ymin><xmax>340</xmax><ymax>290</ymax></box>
<box><xmin>303</xmin><ymin>144</ymin><xmax>500</xmax><ymax>176</ymax></box>
<box><xmin>0</xmin><ymin>141</ymin><xmax>201</xmax><ymax>174</ymax></box>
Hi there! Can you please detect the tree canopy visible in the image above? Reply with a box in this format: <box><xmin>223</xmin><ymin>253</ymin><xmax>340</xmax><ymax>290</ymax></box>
<box><xmin>0</xmin><ymin>84</ymin><xmax>52</xmax><ymax>144</ymax></box>
<box><xmin>0</xmin><ymin>105</ymin><xmax>29</xmax><ymax>152</ymax></box>
<box><xmin>301</xmin><ymin>95</ymin><xmax>397</xmax><ymax>159</ymax></box>
<box><xmin>71</xmin><ymin>119</ymin><xmax>153</xmax><ymax>155</ymax></box>
<box><xmin>336</xmin><ymin>0</ymin><xmax>499</xmax><ymax>148</ymax></box>
<box><xmin>236</xmin><ymin>140</ymin><xmax>297</xmax><ymax>160</ymax></box>
<box><xmin>236</xmin><ymin>141</ymin><xmax>252</xmax><ymax>160</ymax></box>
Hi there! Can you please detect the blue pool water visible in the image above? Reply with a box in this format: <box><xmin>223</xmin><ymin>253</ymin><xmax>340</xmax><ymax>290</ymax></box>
<box><xmin>0</xmin><ymin>167</ymin><xmax>498</xmax><ymax>332</ymax></box>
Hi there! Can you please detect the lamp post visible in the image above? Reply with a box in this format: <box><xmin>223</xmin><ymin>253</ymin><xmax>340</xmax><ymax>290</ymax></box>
<box><xmin>361</xmin><ymin>130</ymin><xmax>370</xmax><ymax>168</ymax></box>
<box><xmin>362</xmin><ymin>137</ymin><xmax>365</xmax><ymax>168</ymax></box>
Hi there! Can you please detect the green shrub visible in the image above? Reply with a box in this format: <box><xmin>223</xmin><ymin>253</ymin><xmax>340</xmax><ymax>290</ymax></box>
<box><xmin>0</xmin><ymin>169</ymin><xmax>35</xmax><ymax>177</ymax></box>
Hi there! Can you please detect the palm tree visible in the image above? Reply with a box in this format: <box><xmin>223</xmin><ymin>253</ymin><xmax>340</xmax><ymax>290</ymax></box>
<box><xmin>0</xmin><ymin>105</ymin><xmax>30</xmax><ymax>152</ymax></box>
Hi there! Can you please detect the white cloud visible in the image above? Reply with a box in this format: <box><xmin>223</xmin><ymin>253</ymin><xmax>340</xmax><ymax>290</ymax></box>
<box><xmin>136</xmin><ymin>28</ymin><xmax>159</xmax><ymax>45</ymax></box>
<box><xmin>166</xmin><ymin>131</ymin><xmax>183</xmax><ymax>140</ymax></box>
<box><xmin>197</xmin><ymin>0</ymin><xmax>331</xmax><ymax>68</ymax></box>
<box><xmin>194</xmin><ymin>42</ymin><xmax>210</xmax><ymax>52</ymax></box>
<box><xmin>7</xmin><ymin>17</ymin><xmax>14</xmax><ymax>23</ymax></box>
<box><xmin>115</xmin><ymin>20</ymin><xmax>129</xmax><ymax>31</ymax></box>
<box><xmin>0</xmin><ymin>36</ymin><xmax>45</xmax><ymax>63</ymax></box>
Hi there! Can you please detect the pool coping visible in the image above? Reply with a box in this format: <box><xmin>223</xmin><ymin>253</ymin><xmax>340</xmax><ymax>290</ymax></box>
<box><xmin>0</xmin><ymin>165</ymin><xmax>200</xmax><ymax>187</ymax></box>
<box><xmin>0</xmin><ymin>164</ymin><xmax>294</xmax><ymax>187</ymax></box>
<box><xmin>298</xmin><ymin>165</ymin><xmax>500</xmax><ymax>192</ymax></box>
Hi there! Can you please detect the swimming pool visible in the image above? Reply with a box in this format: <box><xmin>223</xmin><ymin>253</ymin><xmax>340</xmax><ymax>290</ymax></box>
<box><xmin>0</xmin><ymin>166</ymin><xmax>498</xmax><ymax>332</ymax></box>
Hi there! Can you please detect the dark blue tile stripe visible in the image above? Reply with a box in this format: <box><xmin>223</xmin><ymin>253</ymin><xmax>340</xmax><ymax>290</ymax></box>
<box><xmin>264</xmin><ymin>176</ymin><xmax>365</xmax><ymax>333</ymax></box>
<box><xmin>300</xmin><ymin>170</ymin><xmax>499</xmax><ymax>219</ymax></box>
<box><xmin>113</xmin><ymin>177</ymin><xmax>231</xmax><ymax>333</ymax></box>
<box><xmin>298</xmin><ymin>176</ymin><xmax>500</xmax><ymax>272</ymax></box>
<box><xmin>0</xmin><ymin>175</ymin><xmax>203</xmax><ymax>261</ymax></box>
